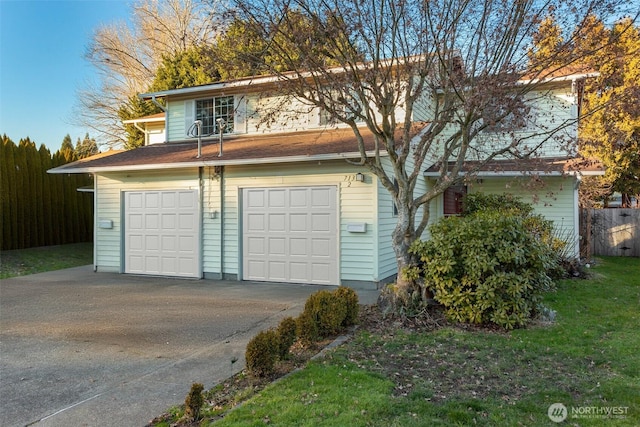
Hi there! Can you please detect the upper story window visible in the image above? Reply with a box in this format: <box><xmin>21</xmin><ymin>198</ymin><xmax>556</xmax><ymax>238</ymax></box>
<box><xmin>196</xmin><ymin>96</ymin><xmax>234</xmax><ymax>135</ymax></box>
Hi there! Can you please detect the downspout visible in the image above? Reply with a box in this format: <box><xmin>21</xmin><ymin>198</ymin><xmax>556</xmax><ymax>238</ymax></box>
<box><xmin>132</xmin><ymin>123</ymin><xmax>149</xmax><ymax>146</ymax></box>
<box><xmin>199</xmin><ymin>167</ymin><xmax>204</xmax><ymax>278</ymax></box>
<box><xmin>150</xmin><ymin>95</ymin><xmax>166</xmax><ymax>112</ymax></box>
<box><xmin>219</xmin><ymin>166</ymin><xmax>225</xmax><ymax>279</ymax></box>
<box><xmin>93</xmin><ymin>173</ymin><xmax>98</xmax><ymax>272</ymax></box>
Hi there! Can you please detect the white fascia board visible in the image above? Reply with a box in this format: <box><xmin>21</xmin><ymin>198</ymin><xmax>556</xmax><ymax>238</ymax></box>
<box><xmin>122</xmin><ymin>116</ymin><xmax>165</xmax><ymax>124</ymax></box>
<box><xmin>423</xmin><ymin>170</ymin><xmax>564</xmax><ymax>177</ymax></box>
<box><xmin>516</xmin><ymin>72</ymin><xmax>600</xmax><ymax>86</ymax></box>
<box><xmin>48</xmin><ymin>151</ymin><xmax>386</xmax><ymax>174</ymax></box>
<box><xmin>423</xmin><ymin>169</ymin><xmax>604</xmax><ymax>178</ymax></box>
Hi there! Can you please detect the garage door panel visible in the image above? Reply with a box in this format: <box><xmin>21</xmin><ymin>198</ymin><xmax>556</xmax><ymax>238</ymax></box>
<box><xmin>268</xmin><ymin>189</ymin><xmax>286</xmax><ymax>207</ymax></box>
<box><xmin>179</xmin><ymin>213</ymin><xmax>196</xmax><ymax>230</ymax></box>
<box><xmin>289</xmin><ymin>263</ymin><xmax>307</xmax><ymax>281</ymax></box>
<box><xmin>246</xmin><ymin>213</ymin><xmax>264</xmax><ymax>231</ymax></box>
<box><xmin>162</xmin><ymin>235</ymin><xmax>176</xmax><ymax>251</ymax></box>
<box><xmin>247</xmin><ymin>237</ymin><xmax>265</xmax><ymax>255</ymax></box>
<box><xmin>268</xmin><ymin>261</ymin><xmax>286</xmax><ymax>280</ymax></box>
<box><xmin>243</xmin><ymin>186</ymin><xmax>337</xmax><ymax>285</ymax></box>
<box><xmin>129</xmin><ymin>214</ymin><xmax>143</xmax><ymax>229</ymax></box>
<box><xmin>178</xmin><ymin>235</ymin><xmax>195</xmax><ymax>252</ymax></box>
<box><xmin>311</xmin><ymin>213</ymin><xmax>331</xmax><ymax>232</ymax></box>
<box><xmin>145</xmin><ymin>213</ymin><xmax>159</xmax><ymax>229</ymax></box>
<box><xmin>289</xmin><ymin>214</ymin><xmax>307</xmax><ymax>231</ymax></box>
<box><xmin>128</xmin><ymin>255</ymin><xmax>143</xmax><ymax>272</ymax></box>
<box><xmin>268</xmin><ymin>213</ymin><xmax>286</xmax><ymax>231</ymax></box>
<box><xmin>145</xmin><ymin>192</ymin><xmax>160</xmax><ymax>208</ymax></box>
<box><xmin>246</xmin><ymin>189</ymin><xmax>265</xmax><ymax>208</ymax></box>
<box><xmin>268</xmin><ymin>238</ymin><xmax>286</xmax><ymax>255</ymax></box>
<box><xmin>125</xmin><ymin>190</ymin><xmax>199</xmax><ymax>278</ymax></box>
<box><xmin>162</xmin><ymin>257</ymin><xmax>177</xmax><ymax>274</ymax></box>
<box><xmin>247</xmin><ymin>260</ymin><xmax>266</xmax><ymax>279</ymax></box>
<box><xmin>128</xmin><ymin>193</ymin><xmax>143</xmax><ymax>208</ymax></box>
<box><xmin>145</xmin><ymin>235</ymin><xmax>160</xmax><ymax>251</ymax></box>
<box><xmin>311</xmin><ymin>239</ymin><xmax>330</xmax><ymax>256</ymax></box>
<box><xmin>289</xmin><ymin>238</ymin><xmax>307</xmax><ymax>256</ymax></box>
<box><xmin>128</xmin><ymin>234</ymin><xmax>143</xmax><ymax>250</ymax></box>
<box><xmin>289</xmin><ymin>188</ymin><xmax>307</xmax><ymax>207</ymax></box>
<box><xmin>311</xmin><ymin>264</ymin><xmax>331</xmax><ymax>282</ymax></box>
<box><xmin>310</xmin><ymin>187</ymin><xmax>332</xmax><ymax>207</ymax></box>
<box><xmin>161</xmin><ymin>192</ymin><xmax>176</xmax><ymax>208</ymax></box>
<box><xmin>145</xmin><ymin>256</ymin><xmax>160</xmax><ymax>273</ymax></box>
<box><xmin>161</xmin><ymin>213</ymin><xmax>176</xmax><ymax>229</ymax></box>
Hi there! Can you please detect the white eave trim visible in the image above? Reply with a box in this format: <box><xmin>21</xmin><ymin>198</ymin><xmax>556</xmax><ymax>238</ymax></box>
<box><xmin>123</xmin><ymin>116</ymin><xmax>165</xmax><ymax>124</ymax></box>
<box><xmin>48</xmin><ymin>151</ymin><xmax>386</xmax><ymax>174</ymax></box>
<box><xmin>423</xmin><ymin>169</ymin><xmax>604</xmax><ymax>178</ymax></box>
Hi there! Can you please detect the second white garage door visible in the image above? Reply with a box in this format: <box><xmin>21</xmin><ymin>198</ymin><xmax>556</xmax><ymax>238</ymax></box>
<box><xmin>243</xmin><ymin>186</ymin><xmax>338</xmax><ymax>285</ymax></box>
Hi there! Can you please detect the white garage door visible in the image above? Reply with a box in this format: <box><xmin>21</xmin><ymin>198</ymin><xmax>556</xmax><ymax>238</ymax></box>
<box><xmin>124</xmin><ymin>190</ymin><xmax>199</xmax><ymax>278</ymax></box>
<box><xmin>243</xmin><ymin>186</ymin><xmax>338</xmax><ymax>285</ymax></box>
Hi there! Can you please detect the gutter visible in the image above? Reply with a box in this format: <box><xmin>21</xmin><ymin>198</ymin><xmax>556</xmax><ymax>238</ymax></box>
<box><xmin>423</xmin><ymin>170</ymin><xmax>604</xmax><ymax>178</ymax></box>
<box><xmin>93</xmin><ymin>173</ymin><xmax>97</xmax><ymax>272</ymax></box>
<box><xmin>47</xmin><ymin>151</ymin><xmax>387</xmax><ymax>174</ymax></box>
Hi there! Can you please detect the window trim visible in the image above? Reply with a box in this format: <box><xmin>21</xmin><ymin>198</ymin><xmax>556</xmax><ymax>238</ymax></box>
<box><xmin>195</xmin><ymin>95</ymin><xmax>235</xmax><ymax>136</ymax></box>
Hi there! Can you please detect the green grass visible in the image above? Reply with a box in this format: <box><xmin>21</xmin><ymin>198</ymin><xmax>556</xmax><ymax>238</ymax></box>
<box><xmin>0</xmin><ymin>242</ymin><xmax>93</xmax><ymax>279</ymax></box>
<box><xmin>213</xmin><ymin>257</ymin><xmax>640</xmax><ymax>426</ymax></box>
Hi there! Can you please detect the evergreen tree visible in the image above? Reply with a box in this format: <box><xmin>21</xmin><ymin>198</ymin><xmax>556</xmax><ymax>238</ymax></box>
<box><xmin>61</xmin><ymin>134</ymin><xmax>74</xmax><ymax>153</ymax></box>
<box><xmin>75</xmin><ymin>133</ymin><xmax>99</xmax><ymax>159</ymax></box>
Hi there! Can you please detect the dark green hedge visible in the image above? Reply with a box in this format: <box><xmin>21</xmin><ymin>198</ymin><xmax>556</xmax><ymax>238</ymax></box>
<box><xmin>1</xmin><ymin>135</ymin><xmax>93</xmax><ymax>250</ymax></box>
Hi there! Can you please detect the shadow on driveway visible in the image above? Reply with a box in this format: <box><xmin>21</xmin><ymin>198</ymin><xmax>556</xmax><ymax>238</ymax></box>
<box><xmin>0</xmin><ymin>266</ymin><xmax>379</xmax><ymax>427</ymax></box>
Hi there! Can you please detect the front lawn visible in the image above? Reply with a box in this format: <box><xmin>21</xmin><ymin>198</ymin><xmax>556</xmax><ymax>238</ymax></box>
<box><xmin>214</xmin><ymin>257</ymin><xmax>639</xmax><ymax>426</ymax></box>
<box><xmin>0</xmin><ymin>242</ymin><xmax>93</xmax><ymax>279</ymax></box>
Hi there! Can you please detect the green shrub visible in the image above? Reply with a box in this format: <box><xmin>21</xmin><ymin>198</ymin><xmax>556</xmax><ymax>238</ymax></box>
<box><xmin>296</xmin><ymin>310</ymin><xmax>320</xmax><ymax>345</ymax></box>
<box><xmin>305</xmin><ymin>290</ymin><xmax>347</xmax><ymax>337</ymax></box>
<box><xmin>184</xmin><ymin>382</ymin><xmax>204</xmax><ymax>421</ymax></box>
<box><xmin>464</xmin><ymin>192</ymin><xmax>572</xmax><ymax>279</ymax></box>
<box><xmin>409</xmin><ymin>210</ymin><xmax>557</xmax><ymax>329</ymax></box>
<box><xmin>462</xmin><ymin>193</ymin><xmax>533</xmax><ymax>217</ymax></box>
<box><xmin>334</xmin><ymin>286</ymin><xmax>359</xmax><ymax>327</ymax></box>
<box><xmin>245</xmin><ymin>329</ymin><xmax>279</xmax><ymax>377</ymax></box>
<box><xmin>276</xmin><ymin>317</ymin><xmax>297</xmax><ymax>359</ymax></box>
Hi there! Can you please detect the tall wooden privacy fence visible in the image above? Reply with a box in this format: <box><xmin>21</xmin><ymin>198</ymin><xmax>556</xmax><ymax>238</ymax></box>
<box><xmin>580</xmin><ymin>208</ymin><xmax>640</xmax><ymax>257</ymax></box>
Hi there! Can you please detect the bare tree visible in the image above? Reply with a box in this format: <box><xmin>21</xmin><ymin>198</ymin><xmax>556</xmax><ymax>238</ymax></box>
<box><xmin>75</xmin><ymin>0</ymin><xmax>221</xmax><ymax>148</ymax></box>
<box><xmin>227</xmin><ymin>0</ymin><xmax>635</xmax><ymax>301</ymax></box>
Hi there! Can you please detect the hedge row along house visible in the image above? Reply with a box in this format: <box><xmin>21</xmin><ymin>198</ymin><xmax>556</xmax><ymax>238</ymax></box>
<box><xmin>49</xmin><ymin>64</ymin><xmax>603</xmax><ymax>289</ymax></box>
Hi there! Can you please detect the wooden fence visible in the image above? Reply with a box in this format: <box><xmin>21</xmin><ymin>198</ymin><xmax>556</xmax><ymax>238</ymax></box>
<box><xmin>580</xmin><ymin>208</ymin><xmax>640</xmax><ymax>257</ymax></box>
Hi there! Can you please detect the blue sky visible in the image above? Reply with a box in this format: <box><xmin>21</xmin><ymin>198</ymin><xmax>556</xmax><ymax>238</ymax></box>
<box><xmin>0</xmin><ymin>0</ymin><xmax>132</xmax><ymax>151</ymax></box>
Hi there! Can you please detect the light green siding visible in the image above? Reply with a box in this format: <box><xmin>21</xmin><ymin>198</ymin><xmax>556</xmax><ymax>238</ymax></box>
<box><xmin>167</xmin><ymin>99</ymin><xmax>187</xmax><ymax>141</ymax></box>
<box><xmin>428</xmin><ymin>175</ymin><xmax>579</xmax><ymax>256</ymax></box>
<box><xmin>470</xmin><ymin>176</ymin><xmax>578</xmax><ymax>248</ymax></box>
<box><xmin>94</xmin><ymin>169</ymin><xmax>200</xmax><ymax>273</ymax></box>
<box><xmin>421</xmin><ymin>86</ymin><xmax>578</xmax><ymax>162</ymax></box>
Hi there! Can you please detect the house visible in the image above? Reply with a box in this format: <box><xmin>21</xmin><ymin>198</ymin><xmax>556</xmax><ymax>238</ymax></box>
<box><xmin>49</xmin><ymin>70</ymin><xmax>602</xmax><ymax>289</ymax></box>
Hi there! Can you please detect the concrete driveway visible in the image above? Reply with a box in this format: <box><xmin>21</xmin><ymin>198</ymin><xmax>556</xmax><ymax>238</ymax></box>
<box><xmin>0</xmin><ymin>266</ymin><xmax>378</xmax><ymax>427</ymax></box>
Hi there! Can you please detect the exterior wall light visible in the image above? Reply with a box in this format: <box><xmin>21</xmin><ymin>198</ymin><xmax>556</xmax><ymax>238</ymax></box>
<box><xmin>355</xmin><ymin>172</ymin><xmax>365</xmax><ymax>182</ymax></box>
